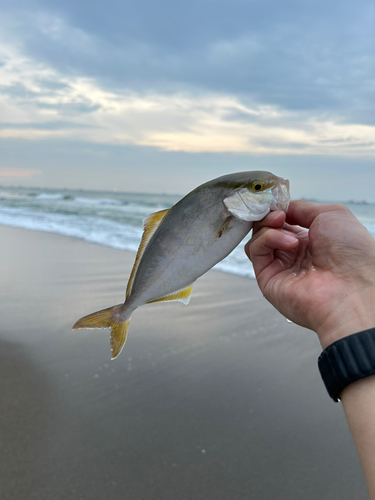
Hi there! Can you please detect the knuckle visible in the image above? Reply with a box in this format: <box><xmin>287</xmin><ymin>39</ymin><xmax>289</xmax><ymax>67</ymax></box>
<box><xmin>332</xmin><ymin>203</ymin><xmax>351</xmax><ymax>215</ymax></box>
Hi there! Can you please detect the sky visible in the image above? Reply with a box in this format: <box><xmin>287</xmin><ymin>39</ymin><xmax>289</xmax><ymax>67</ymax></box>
<box><xmin>0</xmin><ymin>0</ymin><xmax>374</xmax><ymax>200</ymax></box>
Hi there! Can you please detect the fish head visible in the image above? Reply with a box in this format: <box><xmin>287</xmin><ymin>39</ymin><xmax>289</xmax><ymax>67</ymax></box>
<box><xmin>223</xmin><ymin>172</ymin><xmax>290</xmax><ymax>222</ymax></box>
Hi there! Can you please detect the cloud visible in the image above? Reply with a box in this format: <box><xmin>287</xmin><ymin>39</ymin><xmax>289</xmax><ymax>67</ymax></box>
<box><xmin>1</xmin><ymin>2</ymin><xmax>374</xmax><ymax>120</ymax></box>
<box><xmin>0</xmin><ymin>169</ymin><xmax>41</xmax><ymax>177</ymax></box>
<box><xmin>0</xmin><ymin>28</ymin><xmax>374</xmax><ymax>157</ymax></box>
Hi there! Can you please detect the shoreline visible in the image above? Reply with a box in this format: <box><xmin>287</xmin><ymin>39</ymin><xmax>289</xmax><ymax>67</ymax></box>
<box><xmin>0</xmin><ymin>225</ymin><xmax>368</xmax><ymax>499</ymax></box>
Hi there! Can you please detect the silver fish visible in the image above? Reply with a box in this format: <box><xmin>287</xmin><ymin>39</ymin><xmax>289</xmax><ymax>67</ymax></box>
<box><xmin>73</xmin><ymin>171</ymin><xmax>290</xmax><ymax>359</ymax></box>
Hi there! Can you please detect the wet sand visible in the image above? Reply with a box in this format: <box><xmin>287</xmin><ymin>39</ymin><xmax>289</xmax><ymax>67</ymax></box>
<box><xmin>0</xmin><ymin>225</ymin><xmax>368</xmax><ymax>499</ymax></box>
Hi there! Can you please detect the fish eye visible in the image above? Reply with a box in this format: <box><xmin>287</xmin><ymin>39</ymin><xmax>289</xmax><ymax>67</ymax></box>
<box><xmin>250</xmin><ymin>180</ymin><xmax>265</xmax><ymax>192</ymax></box>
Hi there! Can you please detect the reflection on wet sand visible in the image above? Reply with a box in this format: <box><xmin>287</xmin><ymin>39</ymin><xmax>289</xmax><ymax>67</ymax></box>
<box><xmin>0</xmin><ymin>226</ymin><xmax>367</xmax><ymax>500</ymax></box>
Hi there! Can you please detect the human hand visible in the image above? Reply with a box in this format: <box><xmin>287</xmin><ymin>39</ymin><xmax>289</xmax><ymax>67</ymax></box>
<box><xmin>245</xmin><ymin>201</ymin><xmax>375</xmax><ymax>348</ymax></box>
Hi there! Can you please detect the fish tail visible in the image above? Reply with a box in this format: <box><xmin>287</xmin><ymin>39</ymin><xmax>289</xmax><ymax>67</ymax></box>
<box><xmin>72</xmin><ymin>305</ymin><xmax>132</xmax><ymax>360</ymax></box>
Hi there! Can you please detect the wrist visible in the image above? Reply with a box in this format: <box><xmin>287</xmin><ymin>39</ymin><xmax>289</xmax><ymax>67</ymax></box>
<box><xmin>319</xmin><ymin>319</ymin><xmax>375</xmax><ymax>350</ymax></box>
<box><xmin>316</xmin><ymin>289</ymin><xmax>375</xmax><ymax>350</ymax></box>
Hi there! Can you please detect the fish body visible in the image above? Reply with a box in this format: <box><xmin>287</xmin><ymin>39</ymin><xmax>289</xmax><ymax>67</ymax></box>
<box><xmin>73</xmin><ymin>171</ymin><xmax>290</xmax><ymax>359</ymax></box>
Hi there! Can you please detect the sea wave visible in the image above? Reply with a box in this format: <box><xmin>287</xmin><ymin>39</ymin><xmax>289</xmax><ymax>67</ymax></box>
<box><xmin>120</xmin><ymin>203</ymin><xmax>168</xmax><ymax>215</ymax></box>
<box><xmin>0</xmin><ymin>206</ymin><xmax>143</xmax><ymax>252</ymax></box>
<box><xmin>0</xmin><ymin>205</ymin><xmax>255</xmax><ymax>278</ymax></box>
<box><xmin>0</xmin><ymin>187</ymin><xmax>374</xmax><ymax>280</ymax></box>
<box><xmin>36</xmin><ymin>193</ymin><xmax>64</xmax><ymax>200</ymax></box>
<box><xmin>74</xmin><ymin>197</ymin><xmax>124</xmax><ymax>206</ymax></box>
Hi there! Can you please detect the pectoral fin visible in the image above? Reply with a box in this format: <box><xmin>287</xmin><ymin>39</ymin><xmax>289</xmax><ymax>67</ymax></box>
<box><xmin>215</xmin><ymin>216</ymin><xmax>233</xmax><ymax>239</ymax></box>
<box><xmin>146</xmin><ymin>285</ymin><xmax>193</xmax><ymax>305</ymax></box>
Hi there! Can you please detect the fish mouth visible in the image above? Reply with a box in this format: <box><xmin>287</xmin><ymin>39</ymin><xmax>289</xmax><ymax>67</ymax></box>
<box><xmin>270</xmin><ymin>178</ymin><xmax>290</xmax><ymax>213</ymax></box>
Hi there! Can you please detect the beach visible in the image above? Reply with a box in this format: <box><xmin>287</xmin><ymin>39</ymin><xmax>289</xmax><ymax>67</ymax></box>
<box><xmin>0</xmin><ymin>225</ymin><xmax>368</xmax><ymax>499</ymax></box>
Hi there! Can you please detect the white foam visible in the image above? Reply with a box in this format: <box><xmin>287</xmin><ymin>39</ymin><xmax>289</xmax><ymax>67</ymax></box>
<box><xmin>0</xmin><ymin>198</ymin><xmax>373</xmax><ymax>280</ymax></box>
<box><xmin>74</xmin><ymin>197</ymin><xmax>123</xmax><ymax>206</ymax></box>
<box><xmin>0</xmin><ymin>206</ymin><xmax>143</xmax><ymax>252</ymax></box>
<box><xmin>0</xmin><ymin>205</ymin><xmax>253</xmax><ymax>278</ymax></box>
<box><xmin>36</xmin><ymin>193</ymin><xmax>64</xmax><ymax>200</ymax></box>
<box><xmin>121</xmin><ymin>203</ymin><xmax>169</xmax><ymax>214</ymax></box>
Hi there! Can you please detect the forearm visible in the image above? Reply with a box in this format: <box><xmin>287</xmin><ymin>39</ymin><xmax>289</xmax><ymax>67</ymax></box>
<box><xmin>341</xmin><ymin>375</ymin><xmax>375</xmax><ymax>500</ymax></box>
<box><xmin>319</xmin><ymin>314</ymin><xmax>375</xmax><ymax>498</ymax></box>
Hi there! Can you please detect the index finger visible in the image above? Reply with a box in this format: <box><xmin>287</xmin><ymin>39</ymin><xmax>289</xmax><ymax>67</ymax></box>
<box><xmin>252</xmin><ymin>210</ymin><xmax>286</xmax><ymax>236</ymax></box>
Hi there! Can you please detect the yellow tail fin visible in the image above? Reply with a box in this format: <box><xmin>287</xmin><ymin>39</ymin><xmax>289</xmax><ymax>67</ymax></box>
<box><xmin>72</xmin><ymin>305</ymin><xmax>131</xmax><ymax>360</ymax></box>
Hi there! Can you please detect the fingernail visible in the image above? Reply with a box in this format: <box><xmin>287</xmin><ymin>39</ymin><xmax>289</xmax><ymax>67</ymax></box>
<box><xmin>283</xmin><ymin>235</ymin><xmax>298</xmax><ymax>244</ymax></box>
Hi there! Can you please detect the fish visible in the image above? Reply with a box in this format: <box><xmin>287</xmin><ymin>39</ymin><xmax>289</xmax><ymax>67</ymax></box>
<box><xmin>73</xmin><ymin>171</ymin><xmax>290</xmax><ymax>359</ymax></box>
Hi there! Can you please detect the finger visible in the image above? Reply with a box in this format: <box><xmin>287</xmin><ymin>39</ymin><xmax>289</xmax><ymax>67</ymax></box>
<box><xmin>250</xmin><ymin>223</ymin><xmax>300</xmax><ymax>249</ymax></box>
<box><xmin>245</xmin><ymin>228</ymin><xmax>299</xmax><ymax>292</ymax></box>
<box><xmin>252</xmin><ymin>210</ymin><xmax>286</xmax><ymax>236</ymax></box>
<box><xmin>282</xmin><ymin>222</ymin><xmax>306</xmax><ymax>235</ymax></box>
<box><xmin>286</xmin><ymin>200</ymin><xmax>343</xmax><ymax>228</ymax></box>
<box><xmin>245</xmin><ymin>227</ymin><xmax>299</xmax><ymax>272</ymax></box>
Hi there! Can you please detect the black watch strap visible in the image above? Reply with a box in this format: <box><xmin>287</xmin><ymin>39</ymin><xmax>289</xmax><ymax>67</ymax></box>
<box><xmin>318</xmin><ymin>327</ymin><xmax>375</xmax><ymax>402</ymax></box>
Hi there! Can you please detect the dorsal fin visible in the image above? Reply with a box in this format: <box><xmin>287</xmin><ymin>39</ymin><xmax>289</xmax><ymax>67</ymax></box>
<box><xmin>146</xmin><ymin>285</ymin><xmax>193</xmax><ymax>305</ymax></box>
<box><xmin>126</xmin><ymin>208</ymin><xmax>170</xmax><ymax>299</ymax></box>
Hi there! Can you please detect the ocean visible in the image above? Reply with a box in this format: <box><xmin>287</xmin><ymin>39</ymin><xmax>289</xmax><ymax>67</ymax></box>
<box><xmin>0</xmin><ymin>185</ymin><xmax>374</xmax><ymax>279</ymax></box>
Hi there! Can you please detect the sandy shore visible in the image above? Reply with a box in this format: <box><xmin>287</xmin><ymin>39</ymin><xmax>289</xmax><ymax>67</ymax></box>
<box><xmin>0</xmin><ymin>225</ymin><xmax>367</xmax><ymax>499</ymax></box>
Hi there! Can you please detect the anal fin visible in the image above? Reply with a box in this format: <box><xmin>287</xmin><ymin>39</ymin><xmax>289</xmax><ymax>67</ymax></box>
<box><xmin>146</xmin><ymin>285</ymin><xmax>193</xmax><ymax>305</ymax></box>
